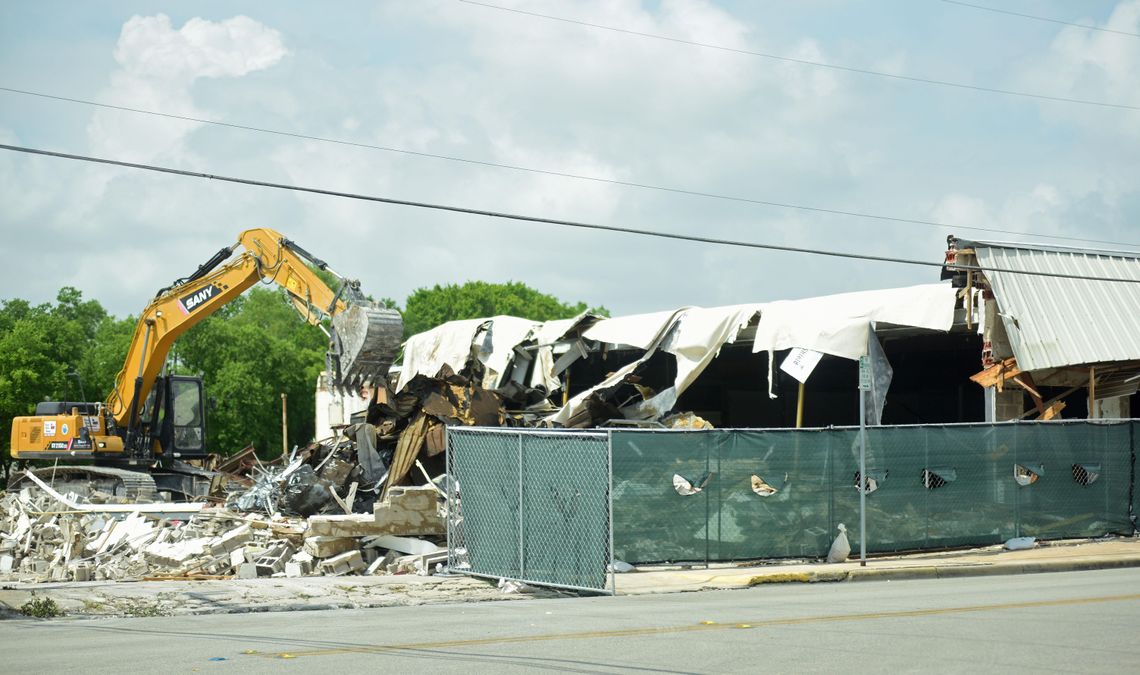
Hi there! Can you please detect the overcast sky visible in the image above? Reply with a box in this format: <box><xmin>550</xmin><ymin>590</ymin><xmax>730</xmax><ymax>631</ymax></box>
<box><xmin>1</xmin><ymin>1</ymin><xmax>1137</xmax><ymax>319</ymax></box>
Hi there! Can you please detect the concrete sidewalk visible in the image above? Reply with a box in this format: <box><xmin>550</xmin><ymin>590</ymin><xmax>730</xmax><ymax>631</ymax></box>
<box><xmin>615</xmin><ymin>536</ymin><xmax>1140</xmax><ymax>594</ymax></box>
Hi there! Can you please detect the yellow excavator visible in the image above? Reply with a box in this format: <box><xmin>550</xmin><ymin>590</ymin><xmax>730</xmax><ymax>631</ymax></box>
<box><xmin>7</xmin><ymin>227</ymin><xmax>402</xmax><ymax>499</ymax></box>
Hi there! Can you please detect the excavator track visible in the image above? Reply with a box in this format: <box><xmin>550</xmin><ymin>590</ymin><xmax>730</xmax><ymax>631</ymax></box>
<box><xmin>330</xmin><ymin>304</ymin><xmax>404</xmax><ymax>391</ymax></box>
<box><xmin>8</xmin><ymin>466</ymin><xmax>157</xmax><ymax>502</ymax></box>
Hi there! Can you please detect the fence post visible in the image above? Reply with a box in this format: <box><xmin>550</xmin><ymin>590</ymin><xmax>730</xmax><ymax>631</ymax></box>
<box><xmin>608</xmin><ymin>429</ymin><xmax>616</xmax><ymax>596</ymax></box>
<box><xmin>1130</xmin><ymin>421</ymin><xmax>1136</xmax><ymax>534</ymax></box>
<box><xmin>858</xmin><ymin>354</ymin><xmax>870</xmax><ymax>567</ymax></box>
<box><xmin>517</xmin><ymin>431</ymin><xmax>524</xmax><ymax>579</ymax></box>
<box><xmin>445</xmin><ymin>426</ymin><xmax>451</xmax><ymax>570</ymax></box>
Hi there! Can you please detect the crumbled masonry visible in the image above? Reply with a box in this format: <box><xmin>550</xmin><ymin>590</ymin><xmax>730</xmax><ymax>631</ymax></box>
<box><xmin>0</xmin><ymin>483</ymin><xmax>448</xmax><ymax>583</ymax></box>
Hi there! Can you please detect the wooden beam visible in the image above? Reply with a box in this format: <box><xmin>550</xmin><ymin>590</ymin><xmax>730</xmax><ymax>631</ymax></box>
<box><xmin>1010</xmin><ymin>373</ymin><xmax>1044</xmax><ymax>415</ymax></box>
<box><xmin>1016</xmin><ymin>384</ymin><xmax>1082</xmax><ymax>421</ymax></box>
<box><xmin>970</xmin><ymin>357</ymin><xmax>1021</xmax><ymax>390</ymax></box>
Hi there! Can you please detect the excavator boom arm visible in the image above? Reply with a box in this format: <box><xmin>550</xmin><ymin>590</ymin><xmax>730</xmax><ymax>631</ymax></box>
<box><xmin>105</xmin><ymin>228</ymin><xmax>393</xmax><ymax>428</ymax></box>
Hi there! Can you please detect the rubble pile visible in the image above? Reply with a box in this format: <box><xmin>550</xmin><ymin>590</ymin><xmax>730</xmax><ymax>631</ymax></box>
<box><xmin>0</xmin><ymin>481</ymin><xmax>447</xmax><ymax>584</ymax></box>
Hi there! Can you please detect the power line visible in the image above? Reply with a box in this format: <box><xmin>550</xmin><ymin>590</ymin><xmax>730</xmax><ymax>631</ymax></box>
<box><xmin>940</xmin><ymin>0</ymin><xmax>1140</xmax><ymax>39</ymax></box>
<box><xmin>2</xmin><ymin>86</ymin><xmax>1136</xmax><ymax>251</ymax></box>
<box><xmin>2</xmin><ymin>142</ymin><xmax>1138</xmax><ymax>285</ymax></box>
<box><xmin>457</xmin><ymin>0</ymin><xmax>1140</xmax><ymax>111</ymax></box>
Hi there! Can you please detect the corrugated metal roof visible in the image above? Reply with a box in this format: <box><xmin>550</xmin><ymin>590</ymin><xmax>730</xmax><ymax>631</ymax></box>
<box><xmin>972</xmin><ymin>242</ymin><xmax>1140</xmax><ymax>371</ymax></box>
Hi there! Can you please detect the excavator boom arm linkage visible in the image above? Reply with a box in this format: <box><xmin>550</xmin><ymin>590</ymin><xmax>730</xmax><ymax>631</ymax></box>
<box><xmin>106</xmin><ymin>228</ymin><xmax>402</xmax><ymax>428</ymax></box>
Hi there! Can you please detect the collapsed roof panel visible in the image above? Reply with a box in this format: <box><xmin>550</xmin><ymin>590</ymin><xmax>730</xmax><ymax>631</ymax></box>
<box><xmin>967</xmin><ymin>241</ymin><xmax>1140</xmax><ymax>371</ymax></box>
<box><xmin>750</xmin><ymin>284</ymin><xmax>958</xmax><ymax>360</ymax></box>
<box><xmin>397</xmin><ymin>318</ymin><xmax>490</xmax><ymax>391</ymax></box>
<box><xmin>583</xmin><ymin>308</ymin><xmax>687</xmax><ymax>349</ymax></box>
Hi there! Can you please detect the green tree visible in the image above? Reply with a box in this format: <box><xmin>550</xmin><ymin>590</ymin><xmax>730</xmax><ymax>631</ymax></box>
<box><xmin>76</xmin><ymin>315</ymin><xmax>135</xmax><ymax>401</ymax></box>
<box><xmin>402</xmin><ymin>281</ymin><xmax>607</xmax><ymax>337</ymax></box>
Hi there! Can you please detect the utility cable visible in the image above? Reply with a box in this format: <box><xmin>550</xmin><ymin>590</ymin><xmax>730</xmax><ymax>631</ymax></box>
<box><xmin>2</xmin><ymin>86</ymin><xmax>1137</xmax><ymax>250</ymax></box>
<box><xmin>939</xmin><ymin>0</ymin><xmax>1140</xmax><ymax>39</ymax></box>
<box><xmin>2</xmin><ymin>142</ymin><xmax>1138</xmax><ymax>285</ymax></box>
<box><xmin>457</xmin><ymin>0</ymin><xmax>1140</xmax><ymax>111</ymax></box>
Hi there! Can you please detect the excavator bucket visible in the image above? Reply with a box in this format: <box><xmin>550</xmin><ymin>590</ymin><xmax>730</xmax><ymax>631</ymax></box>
<box><xmin>328</xmin><ymin>304</ymin><xmax>404</xmax><ymax>392</ymax></box>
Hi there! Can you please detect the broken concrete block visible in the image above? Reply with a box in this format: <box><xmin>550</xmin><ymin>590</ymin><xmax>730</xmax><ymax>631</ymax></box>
<box><xmin>254</xmin><ymin>543</ymin><xmax>294</xmax><ymax>576</ymax></box>
<box><xmin>363</xmin><ymin>534</ymin><xmax>443</xmax><ymax>556</ymax></box>
<box><xmin>71</xmin><ymin>562</ymin><xmax>91</xmax><ymax>582</ymax></box>
<box><xmin>306</xmin><ymin>514</ymin><xmax>382</xmax><ymax>538</ymax></box>
<box><xmin>0</xmin><ymin>554</ymin><xmax>14</xmax><ymax>574</ymax></box>
<box><xmin>374</xmin><ymin>486</ymin><xmax>445</xmax><ymax>536</ymax></box>
<box><xmin>390</xmin><ymin>551</ymin><xmax>446</xmax><ymax>576</ymax></box>
<box><xmin>317</xmin><ymin>550</ymin><xmax>364</xmax><ymax>576</ymax></box>
<box><xmin>206</xmin><ymin>524</ymin><xmax>251</xmax><ymax>556</ymax></box>
<box><xmin>284</xmin><ymin>561</ymin><xmax>305</xmax><ymax>578</ymax></box>
<box><xmin>243</xmin><ymin>546</ymin><xmax>268</xmax><ymax>563</ymax></box>
<box><xmin>365</xmin><ymin>556</ymin><xmax>386</xmax><ymax>576</ymax></box>
<box><xmin>229</xmin><ymin>548</ymin><xmax>245</xmax><ymax>569</ymax></box>
<box><xmin>306</xmin><ymin>486</ymin><xmax>443</xmax><ymax>537</ymax></box>
<box><xmin>237</xmin><ymin>562</ymin><xmax>259</xmax><ymax>579</ymax></box>
<box><xmin>302</xmin><ymin>536</ymin><xmax>358</xmax><ymax>559</ymax></box>
<box><xmin>143</xmin><ymin>537</ymin><xmax>208</xmax><ymax>567</ymax></box>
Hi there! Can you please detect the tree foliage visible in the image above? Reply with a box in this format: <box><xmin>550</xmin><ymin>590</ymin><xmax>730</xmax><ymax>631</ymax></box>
<box><xmin>401</xmin><ymin>280</ymin><xmax>607</xmax><ymax>337</ymax></box>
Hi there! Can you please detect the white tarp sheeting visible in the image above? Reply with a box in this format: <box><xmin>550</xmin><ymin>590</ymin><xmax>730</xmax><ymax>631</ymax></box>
<box><xmin>396</xmin><ymin>284</ymin><xmax>959</xmax><ymax>424</ymax></box>
<box><xmin>582</xmin><ymin>309</ymin><xmax>683</xmax><ymax>350</ymax></box>
<box><xmin>552</xmin><ymin>284</ymin><xmax>957</xmax><ymax>423</ymax></box>
<box><xmin>397</xmin><ymin>315</ymin><xmax>539</xmax><ymax>391</ymax></box>
<box><xmin>397</xmin><ymin>318</ymin><xmax>488</xmax><ymax>391</ymax></box>
<box><xmin>751</xmin><ymin>284</ymin><xmax>958</xmax><ymax>359</ymax></box>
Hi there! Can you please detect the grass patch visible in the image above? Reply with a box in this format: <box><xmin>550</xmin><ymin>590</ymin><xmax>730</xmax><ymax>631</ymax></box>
<box><xmin>20</xmin><ymin>593</ymin><xmax>64</xmax><ymax>618</ymax></box>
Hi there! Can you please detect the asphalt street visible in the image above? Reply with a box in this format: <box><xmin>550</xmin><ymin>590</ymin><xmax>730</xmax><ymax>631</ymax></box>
<box><xmin>6</xmin><ymin>567</ymin><xmax>1140</xmax><ymax>673</ymax></box>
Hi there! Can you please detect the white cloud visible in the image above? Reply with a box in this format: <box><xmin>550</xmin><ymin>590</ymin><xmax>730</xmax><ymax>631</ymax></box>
<box><xmin>112</xmin><ymin>14</ymin><xmax>286</xmax><ymax>81</ymax></box>
<box><xmin>88</xmin><ymin>14</ymin><xmax>287</xmax><ymax>163</ymax></box>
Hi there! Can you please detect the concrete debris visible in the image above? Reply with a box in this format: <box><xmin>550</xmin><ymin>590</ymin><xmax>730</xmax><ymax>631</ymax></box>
<box><xmin>0</xmin><ymin>479</ymin><xmax>447</xmax><ymax>584</ymax></box>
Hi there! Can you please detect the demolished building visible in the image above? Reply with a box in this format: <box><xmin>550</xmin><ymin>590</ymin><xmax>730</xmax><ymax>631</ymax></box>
<box><xmin>375</xmin><ymin>237</ymin><xmax>1140</xmax><ymax>443</ymax></box>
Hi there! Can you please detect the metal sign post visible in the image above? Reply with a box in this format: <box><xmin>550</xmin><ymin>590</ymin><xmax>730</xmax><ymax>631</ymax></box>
<box><xmin>858</xmin><ymin>354</ymin><xmax>871</xmax><ymax>567</ymax></box>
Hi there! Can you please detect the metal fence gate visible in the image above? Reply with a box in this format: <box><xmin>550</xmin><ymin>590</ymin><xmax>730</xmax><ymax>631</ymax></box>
<box><xmin>446</xmin><ymin>428</ymin><xmax>614</xmax><ymax>594</ymax></box>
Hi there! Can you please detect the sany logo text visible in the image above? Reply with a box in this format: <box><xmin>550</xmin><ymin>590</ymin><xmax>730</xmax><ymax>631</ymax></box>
<box><xmin>178</xmin><ymin>284</ymin><xmax>221</xmax><ymax>314</ymax></box>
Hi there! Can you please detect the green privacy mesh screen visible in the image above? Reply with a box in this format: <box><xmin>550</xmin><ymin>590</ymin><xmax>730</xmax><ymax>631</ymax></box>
<box><xmin>611</xmin><ymin>421</ymin><xmax>1135</xmax><ymax>564</ymax></box>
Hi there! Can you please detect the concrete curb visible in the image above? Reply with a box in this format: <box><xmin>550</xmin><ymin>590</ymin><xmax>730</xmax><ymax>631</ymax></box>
<box><xmin>739</xmin><ymin>556</ymin><xmax>1140</xmax><ymax>587</ymax></box>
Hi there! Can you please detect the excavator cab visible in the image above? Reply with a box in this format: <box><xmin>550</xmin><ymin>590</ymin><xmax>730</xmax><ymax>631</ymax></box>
<box><xmin>135</xmin><ymin>375</ymin><xmax>207</xmax><ymax>462</ymax></box>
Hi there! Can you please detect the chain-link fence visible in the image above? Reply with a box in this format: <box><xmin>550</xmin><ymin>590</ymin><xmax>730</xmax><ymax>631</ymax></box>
<box><xmin>447</xmin><ymin>421</ymin><xmax>1137</xmax><ymax>583</ymax></box>
<box><xmin>612</xmin><ymin>420</ymin><xmax>1137</xmax><ymax>564</ymax></box>
<box><xmin>446</xmin><ymin>427</ymin><xmax>614</xmax><ymax>593</ymax></box>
